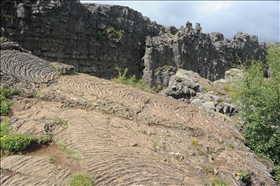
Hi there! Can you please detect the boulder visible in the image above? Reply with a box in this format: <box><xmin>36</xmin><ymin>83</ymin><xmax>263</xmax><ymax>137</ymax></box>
<box><xmin>159</xmin><ymin>69</ymin><xmax>203</xmax><ymax>100</ymax></box>
<box><xmin>216</xmin><ymin>102</ymin><xmax>237</xmax><ymax>116</ymax></box>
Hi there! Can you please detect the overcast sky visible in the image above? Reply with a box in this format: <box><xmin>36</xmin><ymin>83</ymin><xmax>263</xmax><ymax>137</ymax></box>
<box><xmin>81</xmin><ymin>1</ymin><xmax>279</xmax><ymax>43</ymax></box>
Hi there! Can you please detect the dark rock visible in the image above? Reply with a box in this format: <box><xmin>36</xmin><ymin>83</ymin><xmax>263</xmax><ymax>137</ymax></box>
<box><xmin>51</xmin><ymin>62</ymin><xmax>75</xmax><ymax>75</ymax></box>
<box><xmin>1</xmin><ymin>1</ymin><xmax>266</xmax><ymax>92</ymax></box>
<box><xmin>0</xmin><ymin>37</ymin><xmax>31</xmax><ymax>53</ymax></box>
<box><xmin>216</xmin><ymin>102</ymin><xmax>237</xmax><ymax>116</ymax></box>
<box><xmin>1</xmin><ymin>0</ymin><xmax>164</xmax><ymax>79</ymax></box>
<box><xmin>142</xmin><ymin>22</ymin><xmax>265</xmax><ymax>90</ymax></box>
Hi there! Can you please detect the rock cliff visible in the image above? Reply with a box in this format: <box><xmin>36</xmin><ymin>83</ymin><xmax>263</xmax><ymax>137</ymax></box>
<box><xmin>142</xmin><ymin>23</ymin><xmax>266</xmax><ymax>90</ymax></box>
<box><xmin>1</xmin><ymin>0</ymin><xmax>266</xmax><ymax>90</ymax></box>
<box><xmin>1</xmin><ymin>0</ymin><xmax>162</xmax><ymax>78</ymax></box>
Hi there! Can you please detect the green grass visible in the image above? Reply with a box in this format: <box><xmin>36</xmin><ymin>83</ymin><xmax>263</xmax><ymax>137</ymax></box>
<box><xmin>152</xmin><ymin>138</ymin><xmax>159</xmax><ymax>148</ymax></box>
<box><xmin>107</xmin><ymin>28</ymin><xmax>123</xmax><ymax>40</ymax></box>
<box><xmin>209</xmin><ymin>175</ymin><xmax>228</xmax><ymax>186</ymax></box>
<box><xmin>55</xmin><ymin>139</ymin><xmax>81</xmax><ymax>160</ymax></box>
<box><xmin>68</xmin><ymin>172</ymin><xmax>94</xmax><ymax>186</ymax></box>
<box><xmin>272</xmin><ymin>165</ymin><xmax>280</xmax><ymax>184</ymax></box>
<box><xmin>47</xmin><ymin>157</ymin><xmax>54</xmax><ymax>164</ymax></box>
<box><xmin>0</xmin><ymin>86</ymin><xmax>20</xmax><ymax>115</ymax></box>
<box><xmin>111</xmin><ymin>66</ymin><xmax>155</xmax><ymax>93</ymax></box>
<box><xmin>191</xmin><ymin>140</ymin><xmax>204</xmax><ymax>155</ymax></box>
<box><xmin>3</xmin><ymin>14</ymin><xmax>15</xmax><ymax>19</ymax></box>
<box><xmin>228</xmin><ymin>144</ymin><xmax>234</xmax><ymax>149</ymax></box>
<box><xmin>55</xmin><ymin>116</ymin><xmax>69</xmax><ymax>129</ymax></box>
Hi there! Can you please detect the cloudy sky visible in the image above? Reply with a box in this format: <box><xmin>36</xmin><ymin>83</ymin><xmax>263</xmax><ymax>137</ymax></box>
<box><xmin>81</xmin><ymin>1</ymin><xmax>279</xmax><ymax>43</ymax></box>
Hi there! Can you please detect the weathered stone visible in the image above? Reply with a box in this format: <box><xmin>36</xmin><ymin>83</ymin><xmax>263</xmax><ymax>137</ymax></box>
<box><xmin>159</xmin><ymin>69</ymin><xmax>202</xmax><ymax>100</ymax></box>
<box><xmin>203</xmin><ymin>102</ymin><xmax>216</xmax><ymax>112</ymax></box>
<box><xmin>191</xmin><ymin>99</ymin><xmax>204</xmax><ymax>107</ymax></box>
<box><xmin>224</xmin><ymin>68</ymin><xmax>243</xmax><ymax>80</ymax></box>
<box><xmin>142</xmin><ymin>22</ymin><xmax>265</xmax><ymax>90</ymax></box>
<box><xmin>1</xmin><ymin>0</ymin><xmax>164</xmax><ymax>79</ymax></box>
<box><xmin>1</xmin><ymin>1</ymin><xmax>266</xmax><ymax>92</ymax></box>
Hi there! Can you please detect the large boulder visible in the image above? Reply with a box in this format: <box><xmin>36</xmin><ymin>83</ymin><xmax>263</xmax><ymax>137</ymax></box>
<box><xmin>159</xmin><ymin>69</ymin><xmax>203</xmax><ymax>101</ymax></box>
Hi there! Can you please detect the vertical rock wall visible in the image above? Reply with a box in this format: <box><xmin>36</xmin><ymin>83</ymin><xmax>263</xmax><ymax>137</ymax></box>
<box><xmin>142</xmin><ymin>22</ymin><xmax>266</xmax><ymax>90</ymax></box>
<box><xmin>1</xmin><ymin>0</ymin><xmax>266</xmax><ymax>90</ymax></box>
<box><xmin>1</xmin><ymin>0</ymin><xmax>162</xmax><ymax>78</ymax></box>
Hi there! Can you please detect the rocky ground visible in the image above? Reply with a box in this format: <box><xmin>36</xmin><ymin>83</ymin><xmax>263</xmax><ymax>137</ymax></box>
<box><xmin>0</xmin><ymin>41</ymin><xmax>277</xmax><ymax>185</ymax></box>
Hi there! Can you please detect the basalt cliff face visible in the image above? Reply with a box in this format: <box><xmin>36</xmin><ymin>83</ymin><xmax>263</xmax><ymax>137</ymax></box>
<box><xmin>1</xmin><ymin>0</ymin><xmax>162</xmax><ymax>78</ymax></box>
<box><xmin>142</xmin><ymin>25</ymin><xmax>266</xmax><ymax>90</ymax></box>
<box><xmin>1</xmin><ymin>0</ymin><xmax>265</xmax><ymax>89</ymax></box>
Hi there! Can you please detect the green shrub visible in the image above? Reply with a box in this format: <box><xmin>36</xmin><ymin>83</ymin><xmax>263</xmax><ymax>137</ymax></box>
<box><xmin>68</xmin><ymin>172</ymin><xmax>94</xmax><ymax>186</ymax></box>
<box><xmin>0</xmin><ymin>100</ymin><xmax>10</xmax><ymax>116</ymax></box>
<box><xmin>235</xmin><ymin>44</ymin><xmax>280</xmax><ymax>184</ymax></box>
<box><xmin>1</xmin><ymin>133</ymin><xmax>33</xmax><ymax>152</ymax></box>
<box><xmin>0</xmin><ymin>120</ymin><xmax>9</xmax><ymax>136</ymax></box>
<box><xmin>272</xmin><ymin>165</ymin><xmax>280</xmax><ymax>184</ymax></box>
<box><xmin>108</xmin><ymin>28</ymin><xmax>123</xmax><ymax>40</ymax></box>
<box><xmin>0</xmin><ymin>120</ymin><xmax>34</xmax><ymax>153</ymax></box>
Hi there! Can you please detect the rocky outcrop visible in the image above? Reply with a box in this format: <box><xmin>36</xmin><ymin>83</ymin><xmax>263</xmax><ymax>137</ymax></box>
<box><xmin>0</xmin><ymin>38</ymin><xmax>59</xmax><ymax>96</ymax></box>
<box><xmin>1</xmin><ymin>0</ymin><xmax>266</xmax><ymax>90</ymax></box>
<box><xmin>1</xmin><ymin>0</ymin><xmax>163</xmax><ymax>78</ymax></box>
<box><xmin>160</xmin><ymin>68</ymin><xmax>240</xmax><ymax>116</ymax></box>
<box><xmin>142</xmin><ymin>23</ymin><xmax>266</xmax><ymax>90</ymax></box>
<box><xmin>159</xmin><ymin>69</ymin><xmax>203</xmax><ymax>101</ymax></box>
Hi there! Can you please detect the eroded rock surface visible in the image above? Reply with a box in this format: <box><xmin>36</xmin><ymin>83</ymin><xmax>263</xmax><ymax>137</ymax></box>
<box><xmin>1</xmin><ymin>0</ymin><xmax>266</xmax><ymax>89</ymax></box>
<box><xmin>1</xmin><ymin>0</ymin><xmax>163</xmax><ymax>79</ymax></box>
<box><xmin>160</xmin><ymin>69</ymin><xmax>240</xmax><ymax>116</ymax></box>
<box><xmin>142</xmin><ymin>28</ymin><xmax>265</xmax><ymax>90</ymax></box>
<box><xmin>0</xmin><ymin>53</ymin><xmax>277</xmax><ymax>185</ymax></box>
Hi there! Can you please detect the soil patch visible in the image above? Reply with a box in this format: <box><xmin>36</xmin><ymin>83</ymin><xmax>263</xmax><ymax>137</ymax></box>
<box><xmin>24</xmin><ymin>142</ymin><xmax>82</xmax><ymax>174</ymax></box>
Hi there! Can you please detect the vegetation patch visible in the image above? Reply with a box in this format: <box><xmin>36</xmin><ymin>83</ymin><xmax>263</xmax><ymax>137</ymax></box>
<box><xmin>209</xmin><ymin>175</ymin><xmax>228</xmax><ymax>186</ymax></box>
<box><xmin>112</xmin><ymin>66</ymin><xmax>155</xmax><ymax>93</ymax></box>
<box><xmin>55</xmin><ymin>139</ymin><xmax>81</xmax><ymax>160</ymax></box>
<box><xmin>107</xmin><ymin>27</ymin><xmax>123</xmax><ymax>40</ymax></box>
<box><xmin>55</xmin><ymin>116</ymin><xmax>69</xmax><ymax>129</ymax></box>
<box><xmin>234</xmin><ymin>44</ymin><xmax>280</xmax><ymax>184</ymax></box>
<box><xmin>235</xmin><ymin>168</ymin><xmax>251</xmax><ymax>185</ymax></box>
<box><xmin>191</xmin><ymin>140</ymin><xmax>204</xmax><ymax>155</ymax></box>
<box><xmin>0</xmin><ymin>120</ymin><xmax>33</xmax><ymax>153</ymax></box>
<box><xmin>68</xmin><ymin>171</ymin><xmax>94</xmax><ymax>186</ymax></box>
<box><xmin>0</xmin><ymin>120</ymin><xmax>52</xmax><ymax>155</ymax></box>
<box><xmin>0</xmin><ymin>86</ymin><xmax>20</xmax><ymax>116</ymax></box>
